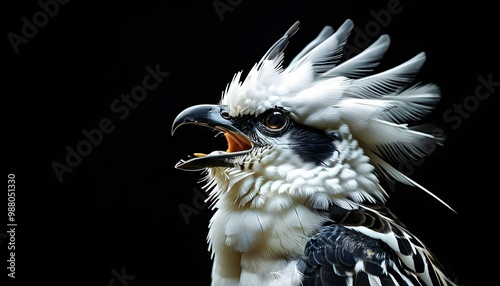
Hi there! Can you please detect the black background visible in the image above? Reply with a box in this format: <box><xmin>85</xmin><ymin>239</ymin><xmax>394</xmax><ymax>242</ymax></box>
<box><xmin>4</xmin><ymin>1</ymin><xmax>498</xmax><ymax>285</ymax></box>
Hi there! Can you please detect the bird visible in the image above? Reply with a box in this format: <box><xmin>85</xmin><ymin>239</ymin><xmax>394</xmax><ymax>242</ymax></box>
<box><xmin>171</xmin><ymin>19</ymin><xmax>457</xmax><ymax>286</ymax></box>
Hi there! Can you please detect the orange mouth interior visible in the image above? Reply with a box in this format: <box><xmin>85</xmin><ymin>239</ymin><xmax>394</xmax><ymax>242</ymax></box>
<box><xmin>225</xmin><ymin>132</ymin><xmax>252</xmax><ymax>153</ymax></box>
<box><xmin>193</xmin><ymin>131</ymin><xmax>252</xmax><ymax>158</ymax></box>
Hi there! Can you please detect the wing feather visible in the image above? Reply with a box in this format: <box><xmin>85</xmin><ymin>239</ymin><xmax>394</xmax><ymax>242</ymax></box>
<box><xmin>300</xmin><ymin>205</ymin><xmax>456</xmax><ymax>285</ymax></box>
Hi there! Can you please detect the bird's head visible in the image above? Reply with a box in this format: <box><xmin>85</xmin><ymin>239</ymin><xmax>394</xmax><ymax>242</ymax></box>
<box><xmin>172</xmin><ymin>20</ymin><xmax>451</xmax><ymax>211</ymax></box>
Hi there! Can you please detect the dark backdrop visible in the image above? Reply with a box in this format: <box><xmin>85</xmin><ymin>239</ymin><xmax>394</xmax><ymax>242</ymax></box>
<box><xmin>5</xmin><ymin>1</ymin><xmax>498</xmax><ymax>285</ymax></box>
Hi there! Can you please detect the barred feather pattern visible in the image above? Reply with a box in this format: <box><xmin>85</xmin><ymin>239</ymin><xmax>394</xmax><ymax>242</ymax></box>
<box><xmin>301</xmin><ymin>204</ymin><xmax>456</xmax><ymax>286</ymax></box>
<box><xmin>200</xmin><ymin>124</ymin><xmax>455</xmax><ymax>285</ymax></box>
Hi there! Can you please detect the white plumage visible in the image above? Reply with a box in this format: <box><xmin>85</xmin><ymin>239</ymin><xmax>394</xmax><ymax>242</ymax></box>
<box><xmin>172</xmin><ymin>19</ymin><xmax>456</xmax><ymax>286</ymax></box>
<box><xmin>220</xmin><ymin>19</ymin><xmax>453</xmax><ymax>211</ymax></box>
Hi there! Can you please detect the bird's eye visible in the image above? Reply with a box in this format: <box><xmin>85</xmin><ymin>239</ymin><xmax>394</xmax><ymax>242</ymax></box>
<box><xmin>257</xmin><ymin>107</ymin><xmax>291</xmax><ymax>136</ymax></box>
<box><xmin>259</xmin><ymin>107</ymin><xmax>291</xmax><ymax>135</ymax></box>
<box><xmin>265</xmin><ymin>111</ymin><xmax>287</xmax><ymax>129</ymax></box>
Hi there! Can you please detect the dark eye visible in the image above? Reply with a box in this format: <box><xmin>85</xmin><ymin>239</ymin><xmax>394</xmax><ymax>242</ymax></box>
<box><xmin>257</xmin><ymin>108</ymin><xmax>291</xmax><ymax>137</ymax></box>
<box><xmin>265</xmin><ymin>111</ymin><xmax>287</xmax><ymax>130</ymax></box>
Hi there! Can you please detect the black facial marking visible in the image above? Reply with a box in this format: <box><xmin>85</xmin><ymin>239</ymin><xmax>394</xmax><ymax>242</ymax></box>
<box><xmin>227</xmin><ymin>106</ymin><xmax>339</xmax><ymax>165</ymax></box>
<box><xmin>288</xmin><ymin>124</ymin><xmax>339</xmax><ymax>165</ymax></box>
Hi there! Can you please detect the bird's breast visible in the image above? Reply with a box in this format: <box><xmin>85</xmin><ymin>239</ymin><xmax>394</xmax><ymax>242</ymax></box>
<box><xmin>208</xmin><ymin>202</ymin><xmax>328</xmax><ymax>284</ymax></box>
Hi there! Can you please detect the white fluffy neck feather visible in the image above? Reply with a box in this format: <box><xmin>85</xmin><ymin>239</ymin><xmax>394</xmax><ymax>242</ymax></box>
<box><xmin>204</xmin><ymin>124</ymin><xmax>386</xmax><ymax>284</ymax></box>
<box><xmin>204</xmin><ymin>124</ymin><xmax>385</xmax><ymax>212</ymax></box>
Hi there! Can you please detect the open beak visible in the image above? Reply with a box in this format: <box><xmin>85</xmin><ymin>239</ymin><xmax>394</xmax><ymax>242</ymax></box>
<box><xmin>171</xmin><ymin>104</ymin><xmax>254</xmax><ymax>171</ymax></box>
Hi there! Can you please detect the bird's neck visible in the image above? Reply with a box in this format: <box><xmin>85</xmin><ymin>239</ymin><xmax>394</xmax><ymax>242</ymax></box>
<box><xmin>205</xmin><ymin>128</ymin><xmax>387</xmax><ymax>212</ymax></box>
<box><xmin>204</xmin><ymin>127</ymin><xmax>388</xmax><ymax>284</ymax></box>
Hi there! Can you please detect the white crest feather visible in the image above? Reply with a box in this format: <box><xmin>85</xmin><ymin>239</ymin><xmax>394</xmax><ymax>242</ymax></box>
<box><xmin>220</xmin><ymin>20</ymin><xmax>453</xmax><ymax>211</ymax></box>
